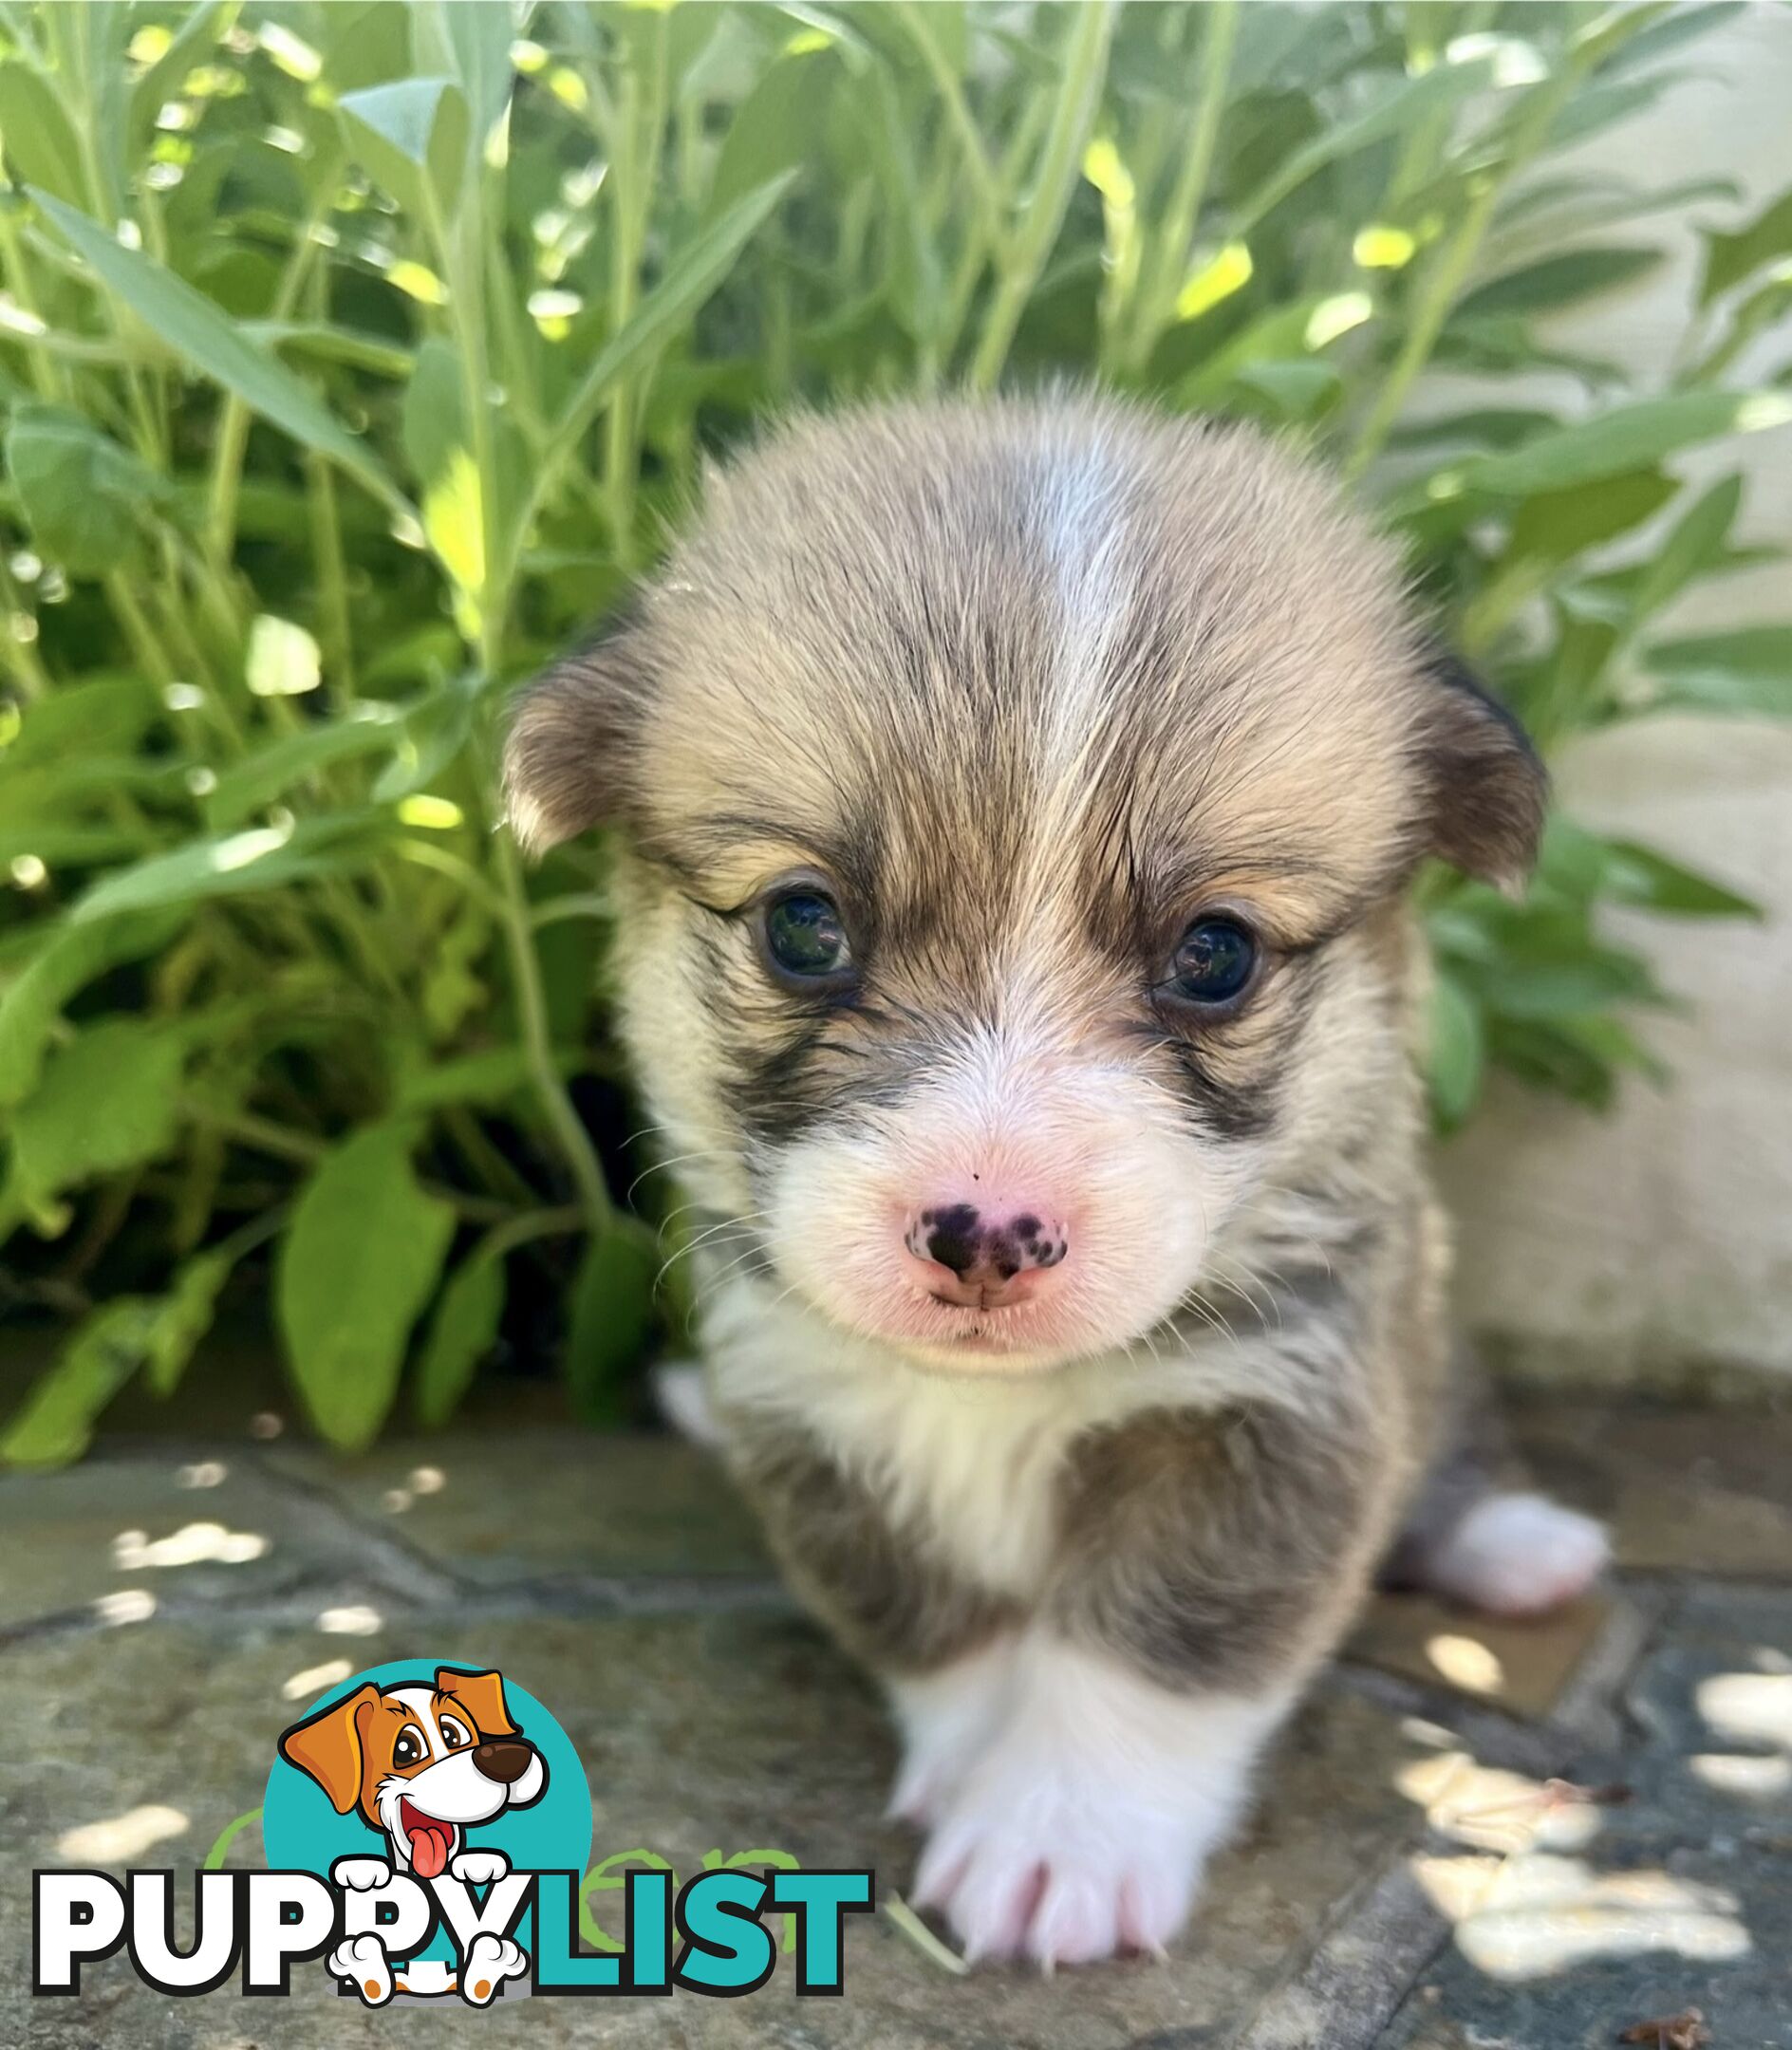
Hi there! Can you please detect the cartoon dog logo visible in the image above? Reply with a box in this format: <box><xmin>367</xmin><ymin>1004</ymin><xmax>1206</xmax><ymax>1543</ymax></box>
<box><xmin>278</xmin><ymin>1666</ymin><xmax>546</xmax><ymax>2002</ymax></box>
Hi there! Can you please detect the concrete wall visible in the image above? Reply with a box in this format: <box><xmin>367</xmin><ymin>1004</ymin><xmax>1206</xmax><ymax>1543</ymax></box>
<box><xmin>1432</xmin><ymin>5</ymin><xmax>1792</xmax><ymax>1389</ymax></box>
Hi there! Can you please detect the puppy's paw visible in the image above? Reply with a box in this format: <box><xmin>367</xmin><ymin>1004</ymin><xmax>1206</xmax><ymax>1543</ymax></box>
<box><xmin>460</xmin><ymin>1932</ymin><xmax>527</xmax><ymax>2006</ymax></box>
<box><xmin>1424</xmin><ymin>1491</ymin><xmax>1610</xmax><ymax>1617</ymax></box>
<box><xmin>328</xmin><ymin>1932</ymin><xmax>393</xmax><ymax>2005</ymax></box>
<box><xmin>915</xmin><ymin>1780</ymin><xmax>1200</xmax><ymax>1966</ymax></box>
<box><xmin>330</xmin><ymin>1855</ymin><xmax>392</xmax><ymax>1892</ymax></box>
<box><xmin>449</xmin><ymin>1849</ymin><xmax>510</xmax><ymax>1887</ymax></box>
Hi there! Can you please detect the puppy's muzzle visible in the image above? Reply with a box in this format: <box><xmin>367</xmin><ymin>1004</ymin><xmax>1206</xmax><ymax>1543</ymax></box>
<box><xmin>473</xmin><ymin>1739</ymin><xmax>536</xmax><ymax>1785</ymax></box>
<box><xmin>903</xmin><ymin>1202</ymin><xmax>1069</xmax><ymax>1310</ymax></box>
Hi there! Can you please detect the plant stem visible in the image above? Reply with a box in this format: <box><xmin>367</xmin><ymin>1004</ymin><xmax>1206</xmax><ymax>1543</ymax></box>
<box><xmin>1347</xmin><ymin>61</ymin><xmax>1584</xmax><ymax>481</ymax></box>
<box><xmin>969</xmin><ymin>0</ymin><xmax>1115</xmax><ymax>391</ymax></box>
<box><xmin>1124</xmin><ymin>0</ymin><xmax>1237</xmax><ymax>377</ymax></box>
<box><xmin>494</xmin><ymin>825</ymin><xmax>613</xmax><ymax>1234</ymax></box>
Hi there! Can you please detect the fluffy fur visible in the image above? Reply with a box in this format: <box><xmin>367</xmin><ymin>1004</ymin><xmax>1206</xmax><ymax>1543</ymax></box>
<box><xmin>505</xmin><ymin>395</ymin><xmax>1602</xmax><ymax>1965</ymax></box>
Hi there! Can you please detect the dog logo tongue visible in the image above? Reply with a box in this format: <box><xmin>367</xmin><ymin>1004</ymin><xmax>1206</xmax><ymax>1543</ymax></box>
<box><xmin>403</xmin><ymin>1806</ymin><xmax>454</xmax><ymax>1879</ymax></box>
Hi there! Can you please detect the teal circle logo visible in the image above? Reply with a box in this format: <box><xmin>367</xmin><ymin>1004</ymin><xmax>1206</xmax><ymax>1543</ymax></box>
<box><xmin>265</xmin><ymin>1660</ymin><xmax>591</xmax><ymax>1992</ymax></box>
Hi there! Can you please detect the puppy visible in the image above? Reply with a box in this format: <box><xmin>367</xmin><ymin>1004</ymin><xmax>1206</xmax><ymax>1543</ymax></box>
<box><xmin>505</xmin><ymin>396</ymin><xmax>1607</xmax><ymax>1966</ymax></box>
<box><xmin>278</xmin><ymin>1666</ymin><xmax>545</xmax><ymax>1880</ymax></box>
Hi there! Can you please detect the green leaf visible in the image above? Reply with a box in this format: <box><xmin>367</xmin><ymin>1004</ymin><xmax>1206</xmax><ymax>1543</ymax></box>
<box><xmin>277</xmin><ymin>1122</ymin><xmax>456</xmax><ymax>1452</ymax></box>
<box><xmin>0</xmin><ymin>675</ymin><xmax>160</xmax><ymax>766</ymax></box>
<box><xmin>29</xmin><ymin>189</ymin><xmax>408</xmax><ymax>516</ymax></box>
<box><xmin>5</xmin><ymin>404</ymin><xmax>177</xmax><ymax>576</ymax></box>
<box><xmin>565</xmin><ymin>1221</ymin><xmax>659</xmax><ymax>1423</ymax></box>
<box><xmin>1639</xmin><ymin>626</ymin><xmax>1792</xmax><ymax>716</ymax></box>
<box><xmin>1508</xmin><ymin>467</ymin><xmax>1676</xmax><ymax>563</ymax></box>
<box><xmin>1601</xmin><ymin>840</ymin><xmax>1762</xmax><ymax>919</ymax></box>
<box><xmin>0</xmin><ymin>907</ymin><xmax>184</xmax><ymax>1109</ymax></box>
<box><xmin>400</xmin><ymin>334</ymin><xmax>467</xmax><ymax>491</ymax></box>
<box><xmin>414</xmin><ymin>1248</ymin><xmax>508</xmax><ymax>1426</ymax></box>
<box><xmin>1428</xmin><ymin>970</ymin><xmax>1484</xmax><ymax>1131</ymax></box>
<box><xmin>1460</xmin><ymin>390</ymin><xmax>1792</xmax><ymax>497</ymax></box>
<box><xmin>1456</xmin><ymin>246</ymin><xmax>1662</xmax><ymax>321</ymax></box>
<box><xmin>510</xmin><ymin>171</ymin><xmax>796</xmax><ymax>576</ymax></box>
<box><xmin>3</xmin><ymin>1297</ymin><xmax>158</xmax><ymax>1467</ymax></box>
<box><xmin>0</xmin><ymin>61</ymin><xmax>87</xmax><ymax>204</ymax></box>
<box><xmin>70</xmin><ymin>815</ymin><xmax>384</xmax><ymax>924</ymax></box>
<box><xmin>413</xmin><ymin>0</ymin><xmax>514</xmax><ymax>152</ymax></box>
<box><xmin>708</xmin><ymin>47</ymin><xmax>835</xmax><ymax>219</ymax></box>
<box><xmin>204</xmin><ymin>708</ymin><xmax>404</xmax><ymax>829</ymax></box>
<box><xmin>338</xmin><ymin>77</ymin><xmax>470</xmax><ymax>219</ymax></box>
<box><xmin>1238</xmin><ymin>51</ymin><xmax>1501</xmax><ymax>228</ymax></box>
<box><xmin>1699</xmin><ymin>182</ymin><xmax>1792</xmax><ymax>306</ymax></box>
<box><xmin>143</xmin><ymin>1247</ymin><xmax>233</xmax><ymax>1397</ymax></box>
<box><xmin>1631</xmin><ymin>474</ymin><xmax>1743</xmax><ymax>619</ymax></box>
<box><xmin>7</xmin><ymin>1018</ymin><xmax>187</xmax><ymax>1212</ymax></box>
<box><xmin>395</xmin><ymin>1046</ymin><xmax>539</xmax><ymax>1111</ymax></box>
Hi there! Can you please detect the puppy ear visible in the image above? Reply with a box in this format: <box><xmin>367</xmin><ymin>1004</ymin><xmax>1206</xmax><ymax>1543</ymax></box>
<box><xmin>502</xmin><ymin>631</ymin><xmax>648</xmax><ymax>857</ymax></box>
<box><xmin>435</xmin><ymin>1666</ymin><xmax>517</xmax><ymax>1739</ymax></box>
<box><xmin>278</xmin><ymin>1684</ymin><xmax>380</xmax><ymax>1814</ymax></box>
<box><xmin>1414</xmin><ymin>651</ymin><xmax>1547</xmax><ymax>896</ymax></box>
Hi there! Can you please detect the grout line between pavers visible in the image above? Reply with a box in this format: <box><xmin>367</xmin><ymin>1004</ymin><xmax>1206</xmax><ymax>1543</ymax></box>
<box><xmin>1216</xmin><ymin>1854</ymin><xmax>1451</xmax><ymax>2050</ymax></box>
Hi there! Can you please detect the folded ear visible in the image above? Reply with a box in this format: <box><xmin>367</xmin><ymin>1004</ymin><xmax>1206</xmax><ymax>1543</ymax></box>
<box><xmin>1414</xmin><ymin>652</ymin><xmax>1547</xmax><ymax>896</ymax></box>
<box><xmin>502</xmin><ymin>630</ymin><xmax>648</xmax><ymax>856</ymax></box>
<box><xmin>278</xmin><ymin>1683</ymin><xmax>380</xmax><ymax>1815</ymax></box>
<box><xmin>435</xmin><ymin>1666</ymin><xmax>517</xmax><ymax>1740</ymax></box>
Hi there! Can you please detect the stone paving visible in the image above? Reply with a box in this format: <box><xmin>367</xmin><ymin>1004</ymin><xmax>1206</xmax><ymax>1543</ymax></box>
<box><xmin>2</xmin><ymin>1398</ymin><xmax>1789</xmax><ymax>2048</ymax></box>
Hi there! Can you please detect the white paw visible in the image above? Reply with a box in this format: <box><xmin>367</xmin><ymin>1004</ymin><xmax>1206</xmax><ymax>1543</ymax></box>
<box><xmin>449</xmin><ymin>1849</ymin><xmax>510</xmax><ymax>1886</ymax></box>
<box><xmin>905</xmin><ymin>1637</ymin><xmax>1283</xmax><ymax>1966</ymax></box>
<box><xmin>328</xmin><ymin>1933</ymin><xmax>392</xmax><ymax>2005</ymax></box>
<box><xmin>1425</xmin><ymin>1492</ymin><xmax>1610</xmax><ymax>1617</ymax></box>
<box><xmin>460</xmin><ymin>1932</ymin><xmax>527</xmax><ymax>2006</ymax></box>
<box><xmin>915</xmin><ymin>1772</ymin><xmax>1202</xmax><ymax>1965</ymax></box>
<box><xmin>652</xmin><ymin>1359</ymin><xmax>726</xmax><ymax>1448</ymax></box>
<box><xmin>330</xmin><ymin>1855</ymin><xmax>392</xmax><ymax>1892</ymax></box>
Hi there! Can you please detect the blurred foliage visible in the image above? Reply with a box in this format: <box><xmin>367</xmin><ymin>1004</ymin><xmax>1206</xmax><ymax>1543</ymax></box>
<box><xmin>1</xmin><ymin>0</ymin><xmax>1788</xmax><ymax>1460</ymax></box>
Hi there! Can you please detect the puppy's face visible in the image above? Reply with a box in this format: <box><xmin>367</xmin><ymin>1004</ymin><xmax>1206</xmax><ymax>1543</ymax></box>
<box><xmin>509</xmin><ymin>401</ymin><xmax>1542</xmax><ymax>1375</ymax></box>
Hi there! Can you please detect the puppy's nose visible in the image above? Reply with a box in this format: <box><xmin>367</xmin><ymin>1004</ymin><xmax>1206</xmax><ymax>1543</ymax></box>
<box><xmin>472</xmin><ymin>1739</ymin><xmax>534</xmax><ymax>1784</ymax></box>
<box><xmin>904</xmin><ymin>1202</ymin><xmax>1069</xmax><ymax>1307</ymax></box>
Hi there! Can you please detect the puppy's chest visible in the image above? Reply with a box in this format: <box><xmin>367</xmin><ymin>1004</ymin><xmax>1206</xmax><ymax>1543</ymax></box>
<box><xmin>710</xmin><ymin>1311</ymin><xmax>1221</xmax><ymax>1598</ymax></box>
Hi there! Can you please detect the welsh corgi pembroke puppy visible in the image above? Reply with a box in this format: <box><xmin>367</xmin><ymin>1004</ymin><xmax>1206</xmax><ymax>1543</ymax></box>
<box><xmin>504</xmin><ymin>396</ymin><xmax>1608</xmax><ymax>1967</ymax></box>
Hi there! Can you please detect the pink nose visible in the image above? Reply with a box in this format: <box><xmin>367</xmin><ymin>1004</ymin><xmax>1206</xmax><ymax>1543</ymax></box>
<box><xmin>903</xmin><ymin>1202</ymin><xmax>1069</xmax><ymax>1309</ymax></box>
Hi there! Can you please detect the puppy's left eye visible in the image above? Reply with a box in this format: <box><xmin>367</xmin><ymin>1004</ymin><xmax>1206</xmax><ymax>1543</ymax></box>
<box><xmin>761</xmin><ymin>890</ymin><xmax>853</xmax><ymax>983</ymax></box>
<box><xmin>439</xmin><ymin>1717</ymin><xmax>471</xmax><ymax>1751</ymax></box>
<box><xmin>1167</xmin><ymin>917</ymin><xmax>1258</xmax><ymax>1005</ymax></box>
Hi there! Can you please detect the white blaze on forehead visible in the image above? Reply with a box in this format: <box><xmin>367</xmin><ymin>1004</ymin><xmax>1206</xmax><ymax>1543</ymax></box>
<box><xmin>387</xmin><ymin>1685</ymin><xmax>447</xmax><ymax>1759</ymax></box>
<box><xmin>1031</xmin><ymin>433</ymin><xmax>1135</xmax><ymax>836</ymax></box>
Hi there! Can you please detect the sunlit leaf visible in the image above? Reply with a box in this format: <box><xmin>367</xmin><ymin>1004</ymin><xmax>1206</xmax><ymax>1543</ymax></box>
<box><xmin>277</xmin><ymin>1122</ymin><xmax>456</xmax><ymax>1452</ymax></box>
<box><xmin>29</xmin><ymin>190</ymin><xmax>409</xmax><ymax>515</ymax></box>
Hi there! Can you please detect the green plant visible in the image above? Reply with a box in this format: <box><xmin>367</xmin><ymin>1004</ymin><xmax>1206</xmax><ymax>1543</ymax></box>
<box><xmin>1</xmin><ymin>1</ymin><xmax>1787</xmax><ymax>1461</ymax></box>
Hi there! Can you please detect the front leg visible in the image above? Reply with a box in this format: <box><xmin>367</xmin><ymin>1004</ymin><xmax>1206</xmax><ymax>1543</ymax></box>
<box><xmin>917</xmin><ymin>1402</ymin><xmax>1390</xmax><ymax>1966</ymax></box>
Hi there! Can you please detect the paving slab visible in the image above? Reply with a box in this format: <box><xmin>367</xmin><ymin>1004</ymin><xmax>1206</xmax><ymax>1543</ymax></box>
<box><xmin>0</xmin><ymin>1442</ymin><xmax>457</xmax><ymax>1635</ymax></box>
<box><xmin>4</xmin><ymin>1397</ymin><xmax>1790</xmax><ymax>2047</ymax></box>
<box><xmin>1511</xmin><ymin>1402</ymin><xmax>1792</xmax><ymax>1580</ymax></box>
<box><xmin>260</xmin><ymin>1428</ymin><xmax>774</xmax><ymax>1588</ymax></box>
<box><xmin>3</xmin><ymin>1611</ymin><xmax>1430</xmax><ymax>2048</ymax></box>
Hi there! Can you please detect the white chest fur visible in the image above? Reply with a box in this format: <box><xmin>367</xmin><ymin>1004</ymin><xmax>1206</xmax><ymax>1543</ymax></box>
<box><xmin>700</xmin><ymin>1277</ymin><xmax>1295</xmax><ymax>1598</ymax></box>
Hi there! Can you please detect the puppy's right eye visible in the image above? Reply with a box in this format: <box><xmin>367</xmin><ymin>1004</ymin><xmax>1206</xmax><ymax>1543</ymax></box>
<box><xmin>760</xmin><ymin>890</ymin><xmax>854</xmax><ymax>986</ymax></box>
<box><xmin>393</xmin><ymin>1729</ymin><xmax>423</xmax><ymax>1766</ymax></box>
